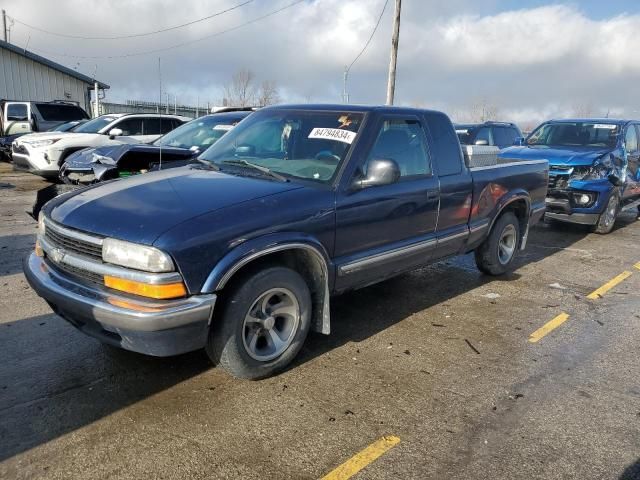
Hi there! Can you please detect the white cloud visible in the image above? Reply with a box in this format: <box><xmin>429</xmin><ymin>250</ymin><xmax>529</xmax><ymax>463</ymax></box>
<box><xmin>4</xmin><ymin>0</ymin><xmax>640</xmax><ymax>126</ymax></box>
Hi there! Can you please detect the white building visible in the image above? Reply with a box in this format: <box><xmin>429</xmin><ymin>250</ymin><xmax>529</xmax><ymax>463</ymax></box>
<box><xmin>0</xmin><ymin>39</ymin><xmax>109</xmax><ymax>113</ymax></box>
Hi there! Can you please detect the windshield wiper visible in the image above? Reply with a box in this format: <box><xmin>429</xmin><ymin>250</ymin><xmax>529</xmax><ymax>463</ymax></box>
<box><xmin>221</xmin><ymin>159</ymin><xmax>288</xmax><ymax>182</ymax></box>
<box><xmin>190</xmin><ymin>158</ymin><xmax>220</xmax><ymax>171</ymax></box>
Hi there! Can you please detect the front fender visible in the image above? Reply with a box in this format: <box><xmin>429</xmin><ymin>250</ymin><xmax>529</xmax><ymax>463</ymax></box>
<box><xmin>201</xmin><ymin>233</ymin><xmax>334</xmax><ymax>335</ymax></box>
<box><xmin>201</xmin><ymin>232</ymin><xmax>333</xmax><ymax>293</ymax></box>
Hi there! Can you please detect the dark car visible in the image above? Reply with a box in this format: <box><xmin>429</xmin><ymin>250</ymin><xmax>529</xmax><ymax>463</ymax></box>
<box><xmin>24</xmin><ymin>104</ymin><xmax>547</xmax><ymax>379</ymax></box>
<box><xmin>500</xmin><ymin>119</ymin><xmax>640</xmax><ymax>233</ymax></box>
<box><xmin>59</xmin><ymin>110</ymin><xmax>252</xmax><ymax>185</ymax></box>
<box><xmin>456</xmin><ymin>122</ymin><xmax>522</xmax><ymax>149</ymax></box>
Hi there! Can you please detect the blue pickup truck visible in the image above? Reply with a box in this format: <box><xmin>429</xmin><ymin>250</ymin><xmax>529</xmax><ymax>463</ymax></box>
<box><xmin>24</xmin><ymin>105</ymin><xmax>547</xmax><ymax>379</ymax></box>
<box><xmin>500</xmin><ymin>119</ymin><xmax>640</xmax><ymax>233</ymax></box>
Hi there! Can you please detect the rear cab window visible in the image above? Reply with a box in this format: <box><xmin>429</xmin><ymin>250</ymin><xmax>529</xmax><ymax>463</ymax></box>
<box><xmin>425</xmin><ymin>111</ymin><xmax>464</xmax><ymax>176</ymax></box>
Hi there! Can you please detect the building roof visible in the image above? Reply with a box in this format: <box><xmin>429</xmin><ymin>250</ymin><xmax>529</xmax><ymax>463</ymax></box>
<box><xmin>0</xmin><ymin>39</ymin><xmax>109</xmax><ymax>89</ymax></box>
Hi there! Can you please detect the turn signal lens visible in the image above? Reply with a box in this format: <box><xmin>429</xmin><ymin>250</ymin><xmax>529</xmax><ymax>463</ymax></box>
<box><xmin>35</xmin><ymin>239</ymin><xmax>44</xmax><ymax>257</ymax></box>
<box><xmin>104</xmin><ymin>276</ymin><xmax>187</xmax><ymax>299</ymax></box>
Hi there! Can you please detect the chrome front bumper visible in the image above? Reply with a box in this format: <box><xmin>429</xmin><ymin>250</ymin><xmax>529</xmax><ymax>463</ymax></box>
<box><xmin>24</xmin><ymin>253</ymin><xmax>216</xmax><ymax>356</ymax></box>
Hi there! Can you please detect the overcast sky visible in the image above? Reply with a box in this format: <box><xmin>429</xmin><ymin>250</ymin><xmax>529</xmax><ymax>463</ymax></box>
<box><xmin>3</xmin><ymin>0</ymin><xmax>640</xmax><ymax>126</ymax></box>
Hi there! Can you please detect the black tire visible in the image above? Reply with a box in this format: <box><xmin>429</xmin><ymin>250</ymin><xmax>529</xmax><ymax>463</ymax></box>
<box><xmin>474</xmin><ymin>211</ymin><xmax>520</xmax><ymax>276</ymax></box>
<box><xmin>206</xmin><ymin>266</ymin><xmax>312</xmax><ymax>380</ymax></box>
<box><xmin>592</xmin><ymin>191</ymin><xmax>620</xmax><ymax>234</ymax></box>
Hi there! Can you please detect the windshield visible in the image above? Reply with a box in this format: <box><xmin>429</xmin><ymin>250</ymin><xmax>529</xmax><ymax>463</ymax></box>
<box><xmin>73</xmin><ymin>116</ymin><xmax>119</xmax><ymax>134</ymax></box>
<box><xmin>527</xmin><ymin>122</ymin><xmax>621</xmax><ymax>148</ymax></box>
<box><xmin>154</xmin><ymin>115</ymin><xmax>245</xmax><ymax>150</ymax></box>
<box><xmin>50</xmin><ymin>120</ymin><xmax>86</xmax><ymax>132</ymax></box>
<box><xmin>199</xmin><ymin>109</ymin><xmax>364</xmax><ymax>183</ymax></box>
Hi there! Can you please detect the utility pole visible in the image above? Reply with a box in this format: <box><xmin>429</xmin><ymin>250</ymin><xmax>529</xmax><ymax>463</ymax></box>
<box><xmin>2</xmin><ymin>10</ymin><xmax>7</xmax><ymax>43</ymax></box>
<box><xmin>385</xmin><ymin>0</ymin><xmax>402</xmax><ymax>105</ymax></box>
<box><xmin>342</xmin><ymin>66</ymin><xmax>349</xmax><ymax>104</ymax></box>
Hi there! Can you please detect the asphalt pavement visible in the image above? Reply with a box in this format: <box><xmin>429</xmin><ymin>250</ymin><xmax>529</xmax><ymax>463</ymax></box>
<box><xmin>1</xmin><ymin>162</ymin><xmax>639</xmax><ymax>480</ymax></box>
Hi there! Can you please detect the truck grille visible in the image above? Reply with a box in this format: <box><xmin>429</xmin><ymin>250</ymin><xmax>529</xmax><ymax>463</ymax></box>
<box><xmin>49</xmin><ymin>260</ymin><xmax>104</xmax><ymax>285</ymax></box>
<box><xmin>548</xmin><ymin>174</ymin><xmax>569</xmax><ymax>190</ymax></box>
<box><xmin>44</xmin><ymin>223</ymin><xmax>103</xmax><ymax>262</ymax></box>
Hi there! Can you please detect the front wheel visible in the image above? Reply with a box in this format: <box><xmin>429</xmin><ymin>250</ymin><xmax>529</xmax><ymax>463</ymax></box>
<box><xmin>206</xmin><ymin>266</ymin><xmax>312</xmax><ymax>380</ymax></box>
<box><xmin>474</xmin><ymin>211</ymin><xmax>521</xmax><ymax>276</ymax></box>
<box><xmin>591</xmin><ymin>192</ymin><xmax>620</xmax><ymax>234</ymax></box>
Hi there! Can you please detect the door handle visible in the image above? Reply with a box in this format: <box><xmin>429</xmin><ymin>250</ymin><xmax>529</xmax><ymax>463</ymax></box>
<box><xmin>426</xmin><ymin>189</ymin><xmax>438</xmax><ymax>200</ymax></box>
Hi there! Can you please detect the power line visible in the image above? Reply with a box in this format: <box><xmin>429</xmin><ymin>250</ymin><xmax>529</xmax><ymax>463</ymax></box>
<box><xmin>342</xmin><ymin>0</ymin><xmax>389</xmax><ymax>102</ymax></box>
<box><xmin>9</xmin><ymin>0</ymin><xmax>254</xmax><ymax>40</ymax></box>
<box><xmin>28</xmin><ymin>0</ymin><xmax>305</xmax><ymax>60</ymax></box>
<box><xmin>347</xmin><ymin>0</ymin><xmax>389</xmax><ymax>74</ymax></box>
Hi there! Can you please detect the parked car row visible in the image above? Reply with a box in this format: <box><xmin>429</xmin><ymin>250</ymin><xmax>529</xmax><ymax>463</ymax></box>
<box><xmin>17</xmin><ymin>101</ymin><xmax>640</xmax><ymax>380</ymax></box>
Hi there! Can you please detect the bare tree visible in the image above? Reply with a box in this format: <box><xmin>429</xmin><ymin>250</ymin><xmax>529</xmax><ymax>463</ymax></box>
<box><xmin>256</xmin><ymin>80</ymin><xmax>280</xmax><ymax>106</ymax></box>
<box><xmin>571</xmin><ymin>102</ymin><xmax>594</xmax><ymax>118</ymax></box>
<box><xmin>223</xmin><ymin>69</ymin><xmax>256</xmax><ymax>107</ymax></box>
<box><xmin>469</xmin><ymin>100</ymin><xmax>500</xmax><ymax>123</ymax></box>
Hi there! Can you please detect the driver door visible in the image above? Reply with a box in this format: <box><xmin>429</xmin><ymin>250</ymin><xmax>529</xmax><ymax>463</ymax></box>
<box><xmin>334</xmin><ymin>115</ymin><xmax>440</xmax><ymax>291</ymax></box>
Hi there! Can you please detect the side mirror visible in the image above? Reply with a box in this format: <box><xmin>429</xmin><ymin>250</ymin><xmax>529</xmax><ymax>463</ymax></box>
<box><xmin>474</xmin><ymin>139</ymin><xmax>489</xmax><ymax>146</ymax></box>
<box><xmin>514</xmin><ymin>137</ymin><xmax>526</xmax><ymax>146</ymax></box>
<box><xmin>234</xmin><ymin>144</ymin><xmax>255</xmax><ymax>157</ymax></box>
<box><xmin>108</xmin><ymin>128</ymin><xmax>123</xmax><ymax>139</ymax></box>
<box><xmin>355</xmin><ymin>158</ymin><xmax>401</xmax><ymax>189</ymax></box>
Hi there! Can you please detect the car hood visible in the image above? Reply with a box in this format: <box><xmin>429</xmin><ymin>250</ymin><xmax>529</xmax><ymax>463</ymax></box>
<box><xmin>45</xmin><ymin>167</ymin><xmax>304</xmax><ymax>245</ymax></box>
<box><xmin>17</xmin><ymin>132</ymin><xmax>86</xmax><ymax>144</ymax></box>
<box><xmin>64</xmin><ymin>143</ymin><xmax>192</xmax><ymax>168</ymax></box>
<box><xmin>499</xmin><ymin>145</ymin><xmax>613</xmax><ymax>167</ymax></box>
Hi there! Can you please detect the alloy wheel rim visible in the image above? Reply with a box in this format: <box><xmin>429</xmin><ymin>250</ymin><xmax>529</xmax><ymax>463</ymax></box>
<box><xmin>242</xmin><ymin>288</ymin><xmax>300</xmax><ymax>362</ymax></box>
<box><xmin>498</xmin><ymin>224</ymin><xmax>517</xmax><ymax>265</ymax></box>
<box><xmin>603</xmin><ymin>196</ymin><xmax>617</xmax><ymax>228</ymax></box>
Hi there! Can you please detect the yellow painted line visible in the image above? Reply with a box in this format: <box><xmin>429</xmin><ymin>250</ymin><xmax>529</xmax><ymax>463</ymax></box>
<box><xmin>320</xmin><ymin>435</ymin><xmax>400</xmax><ymax>480</ymax></box>
<box><xmin>634</xmin><ymin>262</ymin><xmax>640</xmax><ymax>271</ymax></box>
<box><xmin>586</xmin><ymin>271</ymin><xmax>632</xmax><ymax>300</ymax></box>
<box><xmin>529</xmin><ymin>312</ymin><xmax>570</xmax><ymax>343</ymax></box>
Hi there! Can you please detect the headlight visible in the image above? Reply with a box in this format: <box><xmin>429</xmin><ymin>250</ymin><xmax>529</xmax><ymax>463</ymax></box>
<box><xmin>91</xmin><ymin>153</ymin><xmax>116</xmax><ymax>165</ymax></box>
<box><xmin>570</xmin><ymin>162</ymin><xmax>609</xmax><ymax>181</ymax></box>
<box><xmin>25</xmin><ymin>138</ymin><xmax>60</xmax><ymax>149</ymax></box>
<box><xmin>38</xmin><ymin>212</ymin><xmax>46</xmax><ymax>236</ymax></box>
<box><xmin>102</xmin><ymin>238</ymin><xmax>174</xmax><ymax>273</ymax></box>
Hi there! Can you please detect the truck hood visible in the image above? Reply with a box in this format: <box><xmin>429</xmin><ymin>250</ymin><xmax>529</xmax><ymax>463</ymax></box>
<box><xmin>499</xmin><ymin>145</ymin><xmax>612</xmax><ymax>167</ymax></box>
<box><xmin>64</xmin><ymin>143</ymin><xmax>192</xmax><ymax>168</ymax></box>
<box><xmin>46</xmin><ymin>167</ymin><xmax>303</xmax><ymax>245</ymax></box>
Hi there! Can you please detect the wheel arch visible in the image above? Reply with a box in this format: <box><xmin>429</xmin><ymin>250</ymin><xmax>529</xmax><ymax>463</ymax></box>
<box><xmin>202</xmin><ymin>237</ymin><xmax>332</xmax><ymax>335</ymax></box>
<box><xmin>489</xmin><ymin>192</ymin><xmax>531</xmax><ymax>248</ymax></box>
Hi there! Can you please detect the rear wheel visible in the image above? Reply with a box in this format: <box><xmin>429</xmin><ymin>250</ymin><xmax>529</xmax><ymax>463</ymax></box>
<box><xmin>592</xmin><ymin>192</ymin><xmax>620</xmax><ymax>234</ymax></box>
<box><xmin>206</xmin><ymin>266</ymin><xmax>311</xmax><ymax>380</ymax></box>
<box><xmin>474</xmin><ymin>211</ymin><xmax>521</xmax><ymax>276</ymax></box>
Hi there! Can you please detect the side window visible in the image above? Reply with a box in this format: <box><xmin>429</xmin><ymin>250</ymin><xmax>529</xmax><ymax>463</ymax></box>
<box><xmin>474</xmin><ymin>127</ymin><xmax>492</xmax><ymax>145</ymax></box>
<box><xmin>367</xmin><ymin>118</ymin><xmax>431</xmax><ymax>178</ymax></box>
<box><xmin>625</xmin><ymin>126</ymin><xmax>638</xmax><ymax>153</ymax></box>
<box><xmin>115</xmin><ymin>118</ymin><xmax>144</xmax><ymax>136</ymax></box>
<box><xmin>142</xmin><ymin>118</ymin><xmax>162</xmax><ymax>135</ymax></box>
<box><xmin>7</xmin><ymin>104</ymin><xmax>28</xmax><ymax>121</ymax></box>
<box><xmin>493</xmin><ymin>127</ymin><xmax>516</xmax><ymax>147</ymax></box>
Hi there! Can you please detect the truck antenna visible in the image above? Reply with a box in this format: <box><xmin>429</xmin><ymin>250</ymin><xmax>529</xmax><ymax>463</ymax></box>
<box><xmin>158</xmin><ymin>57</ymin><xmax>162</xmax><ymax>171</ymax></box>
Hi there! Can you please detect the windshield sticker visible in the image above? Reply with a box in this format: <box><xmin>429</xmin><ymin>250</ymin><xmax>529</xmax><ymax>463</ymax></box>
<box><xmin>338</xmin><ymin>115</ymin><xmax>353</xmax><ymax>128</ymax></box>
<box><xmin>213</xmin><ymin>124</ymin><xmax>234</xmax><ymax>131</ymax></box>
<box><xmin>308</xmin><ymin>128</ymin><xmax>356</xmax><ymax>144</ymax></box>
<box><xmin>593</xmin><ymin>124</ymin><xmax>617</xmax><ymax>130</ymax></box>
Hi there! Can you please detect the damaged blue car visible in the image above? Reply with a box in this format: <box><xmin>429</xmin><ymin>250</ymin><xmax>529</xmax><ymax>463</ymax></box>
<box><xmin>500</xmin><ymin>119</ymin><xmax>640</xmax><ymax>233</ymax></box>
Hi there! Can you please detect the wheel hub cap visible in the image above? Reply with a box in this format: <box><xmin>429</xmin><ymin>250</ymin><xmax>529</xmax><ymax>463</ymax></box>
<box><xmin>242</xmin><ymin>288</ymin><xmax>300</xmax><ymax>362</ymax></box>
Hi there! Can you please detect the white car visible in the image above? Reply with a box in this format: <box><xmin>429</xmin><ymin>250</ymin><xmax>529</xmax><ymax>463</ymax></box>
<box><xmin>12</xmin><ymin>113</ymin><xmax>189</xmax><ymax>178</ymax></box>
